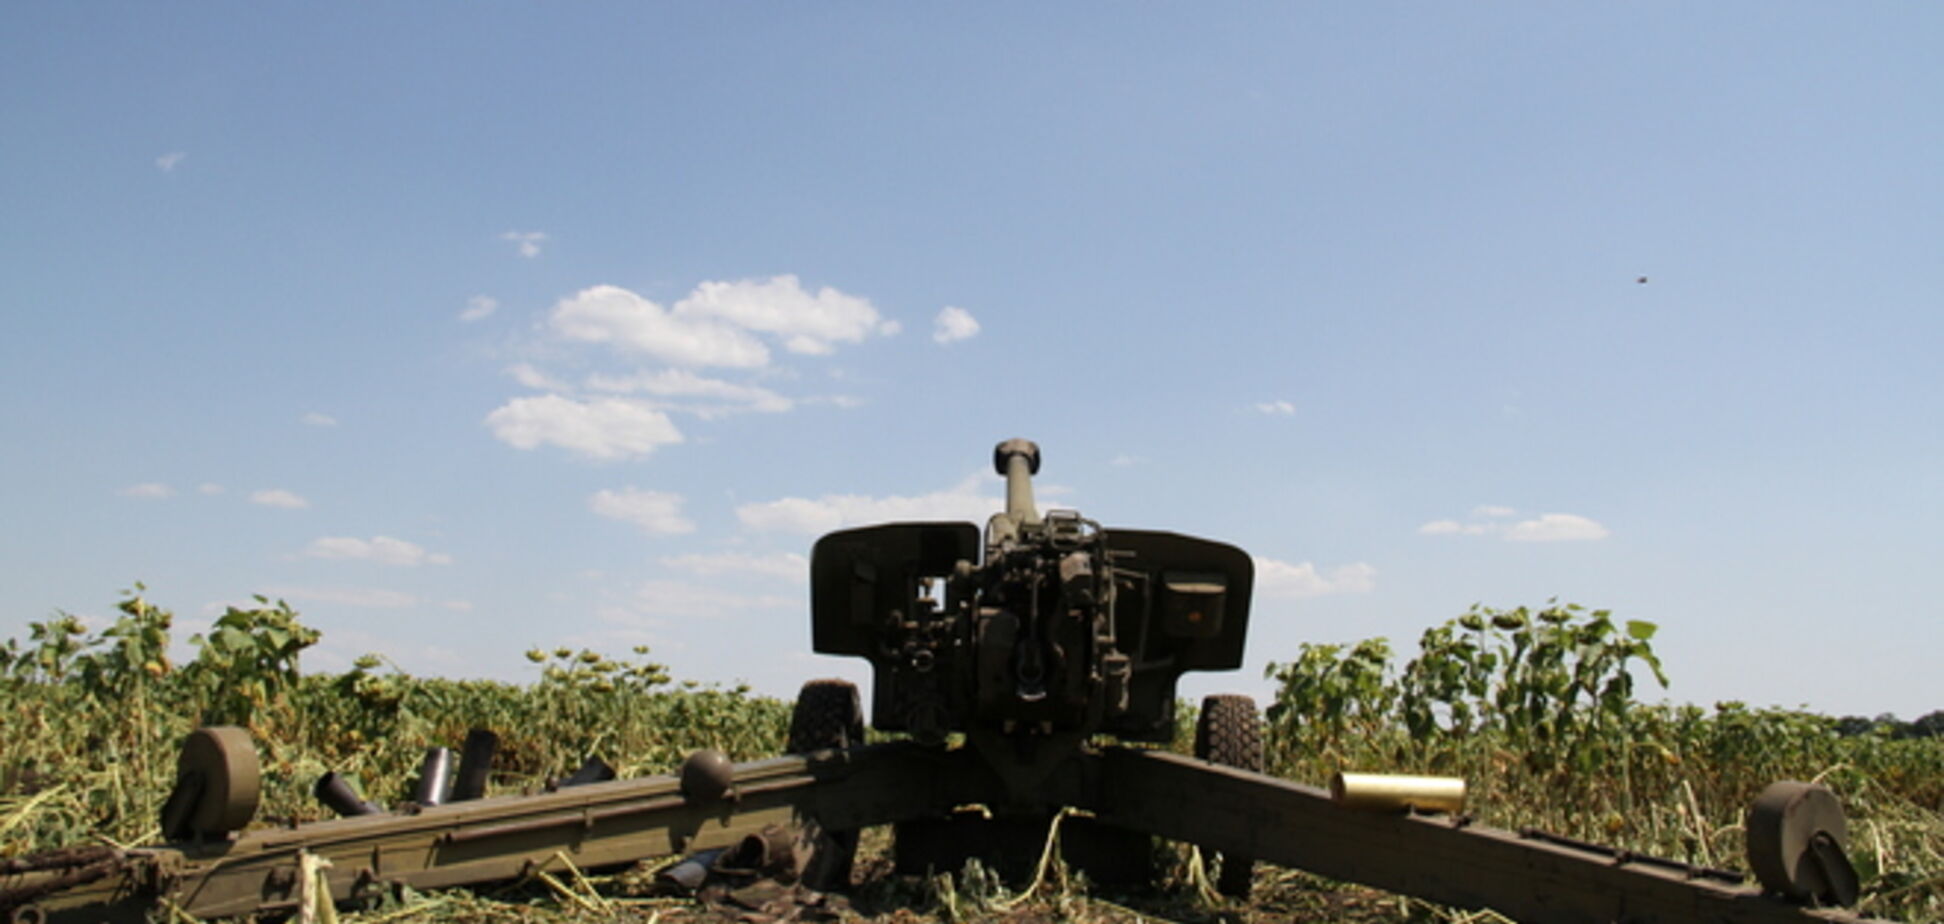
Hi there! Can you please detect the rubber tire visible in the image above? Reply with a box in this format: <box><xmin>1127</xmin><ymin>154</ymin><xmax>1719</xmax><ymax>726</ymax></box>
<box><xmin>788</xmin><ymin>679</ymin><xmax>866</xmax><ymax>889</ymax></box>
<box><xmin>1194</xmin><ymin>694</ymin><xmax>1262</xmax><ymax>898</ymax></box>
<box><xmin>787</xmin><ymin>678</ymin><xmax>866</xmax><ymax>754</ymax></box>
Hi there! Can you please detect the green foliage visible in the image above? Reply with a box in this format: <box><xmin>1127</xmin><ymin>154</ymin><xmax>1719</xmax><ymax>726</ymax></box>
<box><xmin>1264</xmin><ymin>637</ymin><xmax>1396</xmax><ymax>762</ymax></box>
<box><xmin>1264</xmin><ymin>601</ymin><xmax>1941</xmax><ymax>921</ymax></box>
<box><xmin>0</xmin><ymin>588</ymin><xmax>788</xmax><ymax>856</ymax></box>
<box><xmin>1267</xmin><ymin>602</ymin><xmax>1668</xmax><ymax>774</ymax></box>
<box><xmin>5</xmin><ymin>613</ymin><xmax>90</xmax><ymax>683</ymax></box>
<box><xmin>1</xmin><ymin>590</ymin><xmax>1938</xmax><ymax>922</ymax></box>
<box><xmin>183</xmin><ymin>597</ymin><xmax>321</xmax><ymax>733</ymax></box>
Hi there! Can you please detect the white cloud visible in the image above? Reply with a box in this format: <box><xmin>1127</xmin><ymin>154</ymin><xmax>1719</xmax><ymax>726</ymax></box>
<box><xmin>1504</xmin><ymin>513</ymin><xmax>1611</xmax><ymax>542</ymax></box>
<box><xmin>1254</xmin><ymin>400</ymin><xmax>1296</xmax><ymax>415</ymax></box>
<box><xmin>616</xmin><ymin>580</ymin><xmax>797</xmax><ymax>622</ymax></box>
<box><xmin>550</xmin><ymin>285</ymin><xmax>770</xmax><ymax>368</ymax></box>
<box><xmin>485</xmin><ymin>276</ymin><xmax>897</xmax><ymax>464</ymax></box>
<box><xmin>460</xmin><ymin>295</ymin><xmax>499</xmax><ymax>322</ymax></box>
<box><xmin>1472</xmin><ymin>505</ymin><xmax>1516</xmax><ymax>518</ymax></box>
<box><xmin>303</xmin><ymin>536</ymin><xmax>453</xmax><ymax>566</ymax></box>
<box><xmin>660</xmin><ymin>551</ymin><xmax>809</xmax><ymax>583</ymax></box>
<box><xmin>506</xmin><ymin>362</ymin><xmax>572</xmax><ymax>392</ymax></box>
<box><xmin>737</xmin><ymin>474</ymin><xmax>1000</xmax><ymax>534</ymax></box>
<box><xmin>197</xmin><ymin>483</ymin><xmax>225</xmax><ymax>495</ymax></box>
<box><xmin>250</xmin><ymin>489</ymin><xmax>310</xmax><ymax>509</ymax></box>
<box><xmin>156</xmin><ymin>152</ymin><xmax>185</xmax><ymax>172</ymax></box>
<box><xmin>584</xmin><ymin>369</ymin><xmax>793</xmax><ymax>416</ymax></box>
<box><xmin>932</xmin><ymin>306</ymin><xmax>980</xmax><ymax>344</ymax></box>
<box><xmin>1108</xmin><ymin>454</ymin><xmax>1143</xmax><ymax>467</ymax></box>
<box><xmin>551</xmin><ymin>277</ymin><xmax>895</xmax><ymax>368</ymax></box>
<box><xmin>264</xmin><ymin>585</ymin><xmax>417</xmax><ymax>608</ymax></box>
<box><xmin>302</xmin><ymin>412</ymin><xmax>338</xmax><ymax>427</ymax></box>
<box><xmin>121</xmin><ymin>482</ymin><xmax>174</xmax><ymax>499</ymax></box>
<box><xmin>588</xmin><ymin>488</ymin><xmax>696</xmax><ymax>535</ymax></box>
<box><xmin>501</xmin><ymin>231</ymin><xmax>547</xmax><ymax>258</ymax></box>
<box><xmin>485</xmin><ymin>394</ymin><xmax>684</xmax><ymax>459</ymax></box>
<box><xmin>1254</xmin><ymin>558</ymin><xmax>1378</xmax><ymax>598</ymax></box>
<box><xmin>673</xmin><ymin>275</ymin><xmax>896</xmax><ymax>356</ymax></box>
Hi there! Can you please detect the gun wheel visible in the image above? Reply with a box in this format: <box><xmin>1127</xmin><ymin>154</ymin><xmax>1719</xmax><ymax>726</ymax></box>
<box><xmin>1194</xmin><ymin>694</ymin><xmax>1261</xmax><ymax>897</ymax></box>
<box><xmin>159</xmin><ymin>726</ymin><xmax>260</xmax><ymax>842</ymax></box>
<box><xmin>1746</xmin><ymin>781</ymin><xmax>1860</xmax><ymax>907</ymax></box>
<box><xmin>788</xmin><ymin>679</ymin><xmax>866</xmax><ymax>890</ymax></box>
<box><xmin>788</xmin><ymin>678</ymin><xmax>866</xmax><ymax>754</ymax></box>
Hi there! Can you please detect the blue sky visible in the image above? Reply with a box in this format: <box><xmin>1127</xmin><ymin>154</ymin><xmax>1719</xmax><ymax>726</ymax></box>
<box><xmin>3</xmin><ymin>4</ymin><xmax>1939</xmax><ymax>718</ymax></box>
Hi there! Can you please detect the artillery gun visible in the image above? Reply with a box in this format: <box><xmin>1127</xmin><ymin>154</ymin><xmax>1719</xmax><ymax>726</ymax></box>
<box><xmin>0</xmin><ymin>440</ymin><xmax>1887</xmax><ymax>923</ymax></box>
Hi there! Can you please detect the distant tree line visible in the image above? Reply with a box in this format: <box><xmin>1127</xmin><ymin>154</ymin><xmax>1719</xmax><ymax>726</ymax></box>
<box><xmin>1831</xmin><ymin>710</ymin><xmax>1944</xmax><ymax>738</ymax></box>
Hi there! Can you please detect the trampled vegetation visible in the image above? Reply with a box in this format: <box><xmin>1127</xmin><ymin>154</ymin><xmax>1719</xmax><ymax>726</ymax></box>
<box><xmin>2</xmin><ymin>591</ymin><xmax>1939</xmax><ymax>922</ymax></box>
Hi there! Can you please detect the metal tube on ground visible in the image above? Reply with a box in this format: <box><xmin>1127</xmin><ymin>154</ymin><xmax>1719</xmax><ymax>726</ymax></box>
<box><xmin>449</xmin><ymin>729</ymin><xmax>498</xmax><ymax>802</ymax></box>
<box><xmin>313</xmin><ymin>772</ymin><xmax>381</xmax><ymax>817</ymax></box>
<box><xmin>558</xmin><ymin>756</ymin><xmax>616</xmax><ymax>788</ymax></box>
<box><xmin>654</xmin><ymin>848</ymin><xmax>727</xmax><ymax>893</ymax></box>
<box><xmin>413</xmin><ymin>747</ymin><xmax>452</xmax><ymax>806</ymax></box>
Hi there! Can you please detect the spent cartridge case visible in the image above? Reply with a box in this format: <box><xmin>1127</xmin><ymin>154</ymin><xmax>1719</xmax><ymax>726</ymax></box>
<box><xmin>1330</xmin><ymin>771</ymin><xmax>1467</xmax><ymax>814</ymax></box>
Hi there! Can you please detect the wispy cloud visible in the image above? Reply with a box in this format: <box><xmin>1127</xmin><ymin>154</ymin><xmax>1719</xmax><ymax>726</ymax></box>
<box><xmin>1418</xmin><ymin>519</ymin><xmax>1488</xmax><ymax>536</ymax></box>
<box><xmin>302</xmin><ymin>412</ymin><xmax>338</xmax><ymax>427</ymax></box>
<box><xmin>588</xmin><ymin>488</ymin><xmax>696</xmax><ymax>535</ymax></box>
<box><xmin>121</xmin><ymin>482</ymin><xmax>174</xmax><ymax>499</ymax></box>
<box><xmin>1254</xmin><ymin>558</ymin><xmax>1377</xmax><ymax>598</ymax></box>
<box><xmin>156</xmin><ymin>151</ymin><xmax>185</xmax><ymax>172</ymax></box>
<box><xmin>501</xmin><ymin>231</ymin><xmax>548</xmax><ymax>258</ymax></box>
<box><xmin>610</xmin><ymin>580</ymin><xmax>797</xmax><ymax>622</ymax></box>
<box><xmin>303</xmin><ymin>536</ymin><xmax>452</xmax><ymax>566</ymax></box>
<box><xmin>506</xmin><ymin>362</ymin><xmax>571</xmax><ymax>392</ymax></box>
<box><xmin>1419</xmin><ymin>506</ymin><xmax>1609</xmax><ymax>542</ymax></box>
<box><xmin>250</xmin><ymin>489</ymin><xmax>310</xmax><ymax>509</ymax></box>
<box><xmin>264</xmin><ymin>585</ymin><xmax>417</xmax><ymax>608</ymax></box>
<box><xmin>197</xmin><ymin>483</ymin><xmax>225</xmax><ymax>496</ymax></box>
<box><xmin>737</xmin><ymin>474</ymin><xmax>1000</xmax><ymax>534</ymax></box>
<box><xmin>583</xmin><ymin>369</ymin><xmax>793</xmax><ymax>417</ymax></box>
<box><xmin>460</xmin><ymin>295</ymin><xmax>499</xmax><ymax>322</ymax></box>
<box><xmin>1504</xmin><ymin>513</ymin><xmax>1610</xmax><ymax>542</ymax></box>
<box><xmin>1254</xmin><ymin>400</ymin><xmax>1296</xmax><ymax>415</ymax></box>
<box><xmin>660</xmin><ymin>551</ymin><xmax>808</xmax><ymax>583</ymax></box>
<box><xmin>485</xmin><ymin>394</ymin><xmax>684</xmax><ymax>460</ymax></box>
<box><xmin>932</xmin><ymin>306</ymin><xmax>980</xmax><ymax>344</ymax></box>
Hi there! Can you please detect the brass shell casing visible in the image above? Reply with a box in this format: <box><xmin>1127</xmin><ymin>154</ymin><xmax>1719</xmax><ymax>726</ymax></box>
<box><xmin>1330</xmin><ymin>772</ymin><xmax>1467</xmax><ymax>814</ymax></box>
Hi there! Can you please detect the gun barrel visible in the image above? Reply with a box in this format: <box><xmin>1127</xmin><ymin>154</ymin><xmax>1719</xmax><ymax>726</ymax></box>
<box><xmin>993</xmin><ymin>438</ymin><xmax>1042</xmax><ymax>528</ymax></box>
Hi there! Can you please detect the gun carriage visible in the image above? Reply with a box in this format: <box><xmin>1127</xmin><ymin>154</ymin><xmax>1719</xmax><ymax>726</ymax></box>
<box><xmin>0</xmin><ymin>440</ymin><xmax>1883</xmax><ymax>923</ymax></box>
